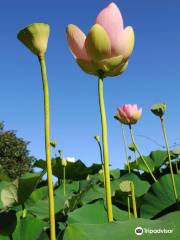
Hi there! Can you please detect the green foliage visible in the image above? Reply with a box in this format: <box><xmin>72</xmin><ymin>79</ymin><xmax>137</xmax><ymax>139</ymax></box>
<box><xmin>63</xmin><ymin>211</ymin><xmax>180</xmax><ymax>240</ymax></box>
<box><xmin>0</xmin><ymin>148</ymin><xmax>179</xmax><ymax>239</ymax></box>
<box><xmin>0</xmin><ymin>122</ymin><xmax>36</xmax><ymax>179</ymax></box>
<box><xmin>140</xmin><ymin>173</ymin><xmax>180</xmax><ymax>218</ymax></box>
<box><xmin>129</xmin><ymin>150</ymin><xmax>177</xmax><ymax>173</ymax></box>
<box><xmin>35</xmin><ymin>158</ymin><xmax>102</xmax><ymax>180</ymax></box>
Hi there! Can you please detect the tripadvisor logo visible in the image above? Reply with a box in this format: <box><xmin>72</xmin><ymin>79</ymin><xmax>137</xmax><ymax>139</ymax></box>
<box><xmin>135</xmin><ymin>227</ymin><xmax>143</xmax><ymax>236</ymax></box>
<box><xmin>134</xmin><ymin>226</ymin><xmax>174</xmax><ymax>236</ymax></box>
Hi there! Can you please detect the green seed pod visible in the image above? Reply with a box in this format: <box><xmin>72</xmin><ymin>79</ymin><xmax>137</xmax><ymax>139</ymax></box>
<box><xmin>50</xmin><ymin>140</ymin><xmax>57</xmax><ymax>148</ymax></box>
<box><xmin>94</xmin><ymin>135</ymin><xmax>100</xmax><ymax>142</ymax></box>
<box><xmin>62</xmin><ymin>158</ymin><xmax>67</xmax><ymax>167</ymax></box>
<box><xmin>17</xmin><ymin>23</ymin><xmax>50</xmax><ymax>57</ymax></box>
<box><xmin>119</xmin><ymin>180</ymin><xmax>132</xmax><ymax>193</ymax></box>
<box><xmin>128</xmin><ymin>143</ymin><xmax>136</xmax><ymax>152</ymax></box>
<box><xmin>151</xmin><ymin>103</ymin><xmax>166</xmax><ymax>118</ymax></box>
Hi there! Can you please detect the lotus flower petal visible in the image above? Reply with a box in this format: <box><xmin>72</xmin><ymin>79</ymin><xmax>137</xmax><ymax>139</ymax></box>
<box><xmin>17</xmin><ymin>23</ymin><xmax>50</xmax><ymax>56</ymax></box>
<box><xmin>85</xmin><ymin>24</ymin><xmax>111</xmax><ymax>61</ymax></box>
<box><xmin>66</xmin><ymin>24</ymin><xmax>89</xmax><ymax>60</ymax></box>
<box><xmin>95</xmin><ymin>3</ymin><xmax>124</xmax><ymax>56</ymax></box>
<box><xmin>93</xmin><ymin>55</ymin><xmax>123</xmax><ymax>73</ymax></box>
<box><xmin>117</xmin><ymin>109</ymin><xmax>130</xmax><ymax>124</ymax></box>
<box><xmin>77</xmin><ymin>59</ymin><xmax>97</xmax><ymax>75</ymax></box>
<box><xmin>132</xmin><ymin>108</ymin><xmax>142</xmax><ymax>122</ymax></box>
<box><xmin>114</xmin><ymin>26</ymin><xmax>135</xmax><ymax>59</ymax></box>
<box><xmin>107</xmin><ymin>61</ymin><xmax>128</xmax><ymax>77</ymax></box>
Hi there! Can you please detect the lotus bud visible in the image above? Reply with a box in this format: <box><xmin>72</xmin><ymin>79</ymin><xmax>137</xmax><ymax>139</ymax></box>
<box><xmin>50</xmin><ymin>140</ymin><xmax>57</xmax><ymax>149</ymax></box>
<box><xmin>151</xmin><ymin>103</ymin><xmax>166</xmax><ymax>118</ymax></box>
<box><xmin>94</xmin><ymin>135</ymin><xmax>101</xmax><ymax>142</ymax></box>
<box><xmin>128</xmin><ymin>143</ymin><xmax>136</xmax><ymax>152</ymax></box>
<box><xmin>17</xmin><ymin>23</ymin><xmax>50</xmax><ymax>57</ymax></box>
<box><xmin>115</xmin><ymin>104</ymin><xmax>142</xmax><ymax>125</ymax></box>
<box><xmin>66</xmin><ymin>3</ymin><xmax>134</xmax><ymax>77</ymax></box>
<box><xmin>61</xmin><ymin>158</ymin><xmax>67</xmax><ymax>167</ymax></box>
<box><xmin>58</xmin><ymin>149</ymin><xmax>62</xmax><ymax>157</ymax></box>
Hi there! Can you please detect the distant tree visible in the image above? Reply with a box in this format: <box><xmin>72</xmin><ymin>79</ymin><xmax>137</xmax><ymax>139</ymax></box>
<box><xmin>0</xmin><ymin>122</ymin><xmax>35</xmax><ymax>179</ymax></box>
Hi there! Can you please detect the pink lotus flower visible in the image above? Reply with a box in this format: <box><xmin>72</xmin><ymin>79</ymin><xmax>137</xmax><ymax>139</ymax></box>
<box><xmin>66</xmin><ymin>2</ymin><xmax>134</xmax><ymax>77</ymax></box>
<box><xmin>115</xmin><ymin>104</ymin><xmax>142</xmax><ymax>125</ymax></box>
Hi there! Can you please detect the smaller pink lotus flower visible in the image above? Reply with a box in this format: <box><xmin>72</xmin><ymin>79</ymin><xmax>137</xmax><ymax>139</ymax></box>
<box><xmin>115</xmin><ymin>104</ymin><xmax>142</xmax><ymax>125</ymax></box>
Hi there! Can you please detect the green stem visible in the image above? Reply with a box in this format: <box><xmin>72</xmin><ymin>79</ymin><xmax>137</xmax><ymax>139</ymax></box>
<box><xmin>38</xmin><ymin>56</ymin><xmax>56</xmax><ymax>240</ymax></box>
<box><xmin>58</xmin><ymin>150</ymin><xmax>62</xmax><ymax>186</ymax></box>
<box><xmin>175</xmin><ymin>160</ymin><xmax>179</xmax><ymax>173</ymax></box>
<box><xmin>97</xmin><ymin>141</ymin><xmax>106</xmax><ymax>192</ymax></box>
<box><xmin>129</xmin><ymin>125</ymin><xmax>157</xmax><ymax>182</ymax></box>
<box><xmin>130</xmin><ymin>182</ymin><xmax>137</xmax><ymax>218</ymax></box>
<box><xmin>127</xmin><ymin>195</ymin><xmax>131</xmax><ymax>219</ymax></box>
<box><xmin>98</xmin><ymin>77</ymin><xmax>113</xmax><ymax>222</ymax></box>
<box><xmin>160</xmin><ymin>117</ymin><xmax>178</xmax><ymax>202</ymax></box>
<box><xmin>121</xmin><ymin>124</ymin><xmax>131</xmax><ymax>173</ymax></box>
<box><xmin>134</xmin><ymin>151</ymin><xmax>138</xmax><ymax>165</ymax></box>
<box><xmin>22</xmin><ymin>204</ymin><xmax>27</xmax><ymax>218</ymax></box>
<box><xmin>63</xmin><ymin>166</ymin><xmax>66</xmax><ymax>196</ymax></box>
<box><xmin>97</xmin><ymin>141</ymin><xmax>104</xmax><ymax>166</ymax></box>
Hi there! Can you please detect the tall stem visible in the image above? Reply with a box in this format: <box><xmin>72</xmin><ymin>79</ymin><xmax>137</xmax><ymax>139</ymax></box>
<box><xmin>98</xmin><ymin>77</ymin><xmax>113</xmax><ymax>222</ymax></box>
<box><xmin>130</xmin><ymin>182</ymin><xmax>137</xmax><ymax>219</ymax></box>
<box><xmin>63</xmin><ymin>166</ymin><xmax>66</xmax><ymax>196</ymax></box>
<box><xmin>160</xmin><ymin>117</ymin><xmax>178</xmax><ymax>202</ymax></box>
<box><xmin>38</xmin><ymin>56</ymin><xmax>56</xmax><ymax>240</ymax></box>
<box><xmin>129</xmin><ymin>125</ymin><xmax>157</xmax><ymax>182</ymax></box>
<box><xmin>127</xmin><ymin>195</ymin><xmax>131</xmax><ymax>219</ymax></box>
<box><xmin>97</xmin><ymin>141</ymin><xmax>106</xmax><ymax>190</ymax></box>
<box><xmin>97</xmin><ymin>141</ymin><xmax>104</xmax><ymax>166</ymax></box>
<box><xmin>58</xmin><ymin>150</ymin><xmax>62</xmax><ymax>186</ymax></box>
<box><xmin>22</xmin><ymin>204</ymin><xmax>27</xmax><ymax>218</ymax></box>
<box><xmin>175</xmin><ymin>160</ymin><xmax>179</xmax><ymax>173</ymax></box>
<box><xmin>121</xmin><ymin>124</ymin><xmax>131</xmax><ymax>173</ymax></box>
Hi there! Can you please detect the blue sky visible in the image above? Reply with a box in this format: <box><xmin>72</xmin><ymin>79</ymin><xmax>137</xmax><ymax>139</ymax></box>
<box><xmin>0</xmin><ymin>0</ymin><xmax>180</xmax><ymax>169</ymax></box>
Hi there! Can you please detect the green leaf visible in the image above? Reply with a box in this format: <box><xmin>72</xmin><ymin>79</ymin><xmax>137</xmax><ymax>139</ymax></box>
<box><xmin>0</xmin><ymin>210</ymin><xmax>17</xmax><ymax>235</ymax></box>
<box><xmin>0</xmin><ymin>236</ymin><xmax>9</xmax><ymax>240</ymax></box>
<box><xmin>1</xmin><ymin>172</ymin><xmax>41</xmax><ymax>207</ymax></box>
<box><xmin>1</xmin><ymin>180</ymin><xmax>18</xmax><ymax>207</ymax></box>
<box><xmin>112</xmin><ymin>205</ymin><xmax>133</xmax><ymax>221</ymax></box>
<box><xmin>64</xmin><ymin>211</ymin><xmax>180</xmax><ymax>240</ymax></box>
<box><xmin>17</xmin><ymin>172</ymin><xmax>42</xmax><ymax>203</ymax></box>
<box><xmin>68</xmin><ymin>200</ymin><xmax>108</xmax><ymax>224</ymax></box>
<box><xmin>111</xmin><ymin>173</ymin><xmax>151</xmax><ymax>197</ymax></box>
<box><xmin>80</xmin><ymin>184</ymin><xmax>104</xmax><ymax>204</ymax></box>
<box><xmin>0</xmin><ymin>181</ymin><xmax>11</xmax><ymax>208</ymax></box>
<box><xmin>12</xmin><ymin>215</ymin><xmax>47</xmax><ymax>240</ymax></box>
<box><xmin>35</xmin><ymin>158</ymin><xmax>102</xmax><ymax>180</ymax></box>
<box><xmin>25</xmin><ymin>186</ymin><xmax>48</xmax><ymax>207</ymax></box>
<box><xmin>140</xmin><ymin>173</ymin><xmax>180</xmax><ymax>218</ymax></box>
<box><xmin>110</xmin><ymin>169</ymin><xmax>120</xmax><ymax>180</ymax></box>
<box><xmin>26</xmin><ymin>186</ymin><xmax>67</xmax><ymax>219</ymax></box>
<box><xmin>129</xmin><ymin>150</ymin><xmax>176</xmax><ymax>172</ymax></box>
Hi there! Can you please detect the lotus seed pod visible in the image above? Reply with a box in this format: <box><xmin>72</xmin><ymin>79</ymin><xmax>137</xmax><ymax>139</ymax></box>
<box><xmin>62</xmin><ymin>158</ymin><xmax>67</xmax><ymax>167</ymax></box>
<box><xmin>50</xmin><ymin>140</ymin><xmax>57</xmax><ymax>148</ymax></box>
<box><xmin>94</xmin><ymin>135</ymin><xmax>101</xmax><ymax>142</ymax></box>
<box><xmin>58</xmin><ymin>149</ymin><xmax>62</xmax><ymax>156</ymax></box>
<box><xmin>99</xmin><ymin>169</ymin><xmax>104</xmax><ymax>175</ymax></box>
<box><xmin>17</xmin><ymin>23</ymin><xmax>50</xmax><ymax>57</ymax></box>
<box><xmin>151</xmin><ymin>103</ymin><xmax>166</xmax><ymax>118</ymax></box>
<box><xmin>128</xmin><ymin>143</ymin><xmax>136</xmax><ymax>152</ymax></box>
<box><xmin>119</xmin><ymin>180</ymin><xmax>132</xmax><ymax>193</ymax></box>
